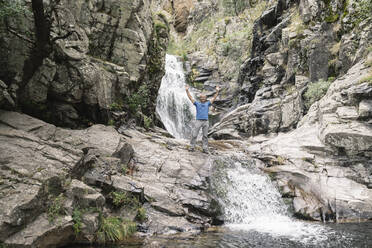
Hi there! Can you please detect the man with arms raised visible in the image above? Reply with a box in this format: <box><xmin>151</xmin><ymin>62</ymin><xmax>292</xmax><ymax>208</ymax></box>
<box><xmin>185</xmin><ymin>85</ymin><xmax>220</xmax><ymax>153</ymax></box>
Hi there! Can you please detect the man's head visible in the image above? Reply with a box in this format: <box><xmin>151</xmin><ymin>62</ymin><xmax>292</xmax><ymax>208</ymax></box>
<box><xmin>199</xmin><ymin>94</ymin><xmax>207</xmax><ymax>103</ymax></box>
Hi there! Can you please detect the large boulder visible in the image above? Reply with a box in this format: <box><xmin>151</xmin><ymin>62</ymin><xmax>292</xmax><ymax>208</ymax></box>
<box><xmin>210</xmin><ymin>84</ymin><xmax>304</xmax><ymax>138</ymax></box>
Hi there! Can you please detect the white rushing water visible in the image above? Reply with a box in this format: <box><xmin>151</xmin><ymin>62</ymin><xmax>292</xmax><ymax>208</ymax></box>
<box><xmin>156</xmin><ymin>54</ymin><xmax>196</xmax><ymax>139</ymax></box>
<box><xmin>212</xmin><ymin>159</ymin><xmax>335</xmax><ymax>244</ymax></box>
<box><xmin>156</xmin><ymin>55</ymin><xmax>346</xmax><ymax>245</ymax></box>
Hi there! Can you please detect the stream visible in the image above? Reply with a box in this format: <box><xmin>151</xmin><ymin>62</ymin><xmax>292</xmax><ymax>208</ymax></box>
<box><xmin>147</xmin><ymin>55</ymin><xmax>372</xmax><ymax>248</ymax></box>
<box><xmin>69</xmin><ymin>54</ymin><xmax>372</xmax><ymax>248</ymax></box>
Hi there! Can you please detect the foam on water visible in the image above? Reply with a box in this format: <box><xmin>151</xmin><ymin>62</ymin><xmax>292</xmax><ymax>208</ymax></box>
<box><xmin>214</xmin><ymin>161</ymin><xmax>337</xmax><ymax>244</ymax></box>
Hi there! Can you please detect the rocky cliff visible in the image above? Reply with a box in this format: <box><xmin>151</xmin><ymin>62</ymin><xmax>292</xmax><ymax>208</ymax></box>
<box><xmin>161</xmin><ymin>0</ymin><xmax>371</xmax><ymax>221</ymax></box>
<box><xmin>206</xmin><ymin>0</ymin><xmax>372</xmax><ymax>221</ymax></box>
<box><xmin>0</xmin><ymin>0</ymin><xmax>169</xmax><ymax>128</ymax></box>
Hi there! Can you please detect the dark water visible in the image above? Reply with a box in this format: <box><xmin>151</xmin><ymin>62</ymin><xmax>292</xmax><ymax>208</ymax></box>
<box><xmin>150</xmin><ymin>223</ymin><xmax>372</xmax><ymax>248</ymax></box>
<box><xmin>88</xmin><ymin>222</ymin><xmax>372</xmax><ymax>248</ymax></box>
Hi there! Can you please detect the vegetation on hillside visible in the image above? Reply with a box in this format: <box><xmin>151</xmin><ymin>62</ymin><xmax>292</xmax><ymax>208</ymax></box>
<box><xmin>303</xmin><ymin>79</ymin><xmax>333</xmax><ymax>109</ymax></box>
<box><xmin>0</xmin><ymin>0</ymin><xmax>29</xmax><ymax>19</ymax></box>
<box><xmin>167</xmin><ymin>0</ymin><xmax>268</xmax><ymax>83</ymax></box>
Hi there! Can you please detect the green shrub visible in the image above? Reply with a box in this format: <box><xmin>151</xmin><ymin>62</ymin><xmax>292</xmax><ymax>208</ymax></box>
<box><xmin>48</xmin><ymin>194</ymin><xmax>65</xmax><ymax>222</ymax></box>
<box><xmin>72</xmin><ymin>207</ymin><xmax>100</xmax><ymax>235</ymax></box>
<box><xmin>97</xmin><ymin>216</ymin><xmax>136</xmax><ymax>242</ymax></box>
<box><xmin>107</xmin><ymin>119</ymin><xmax>115</xmax><ymax>126</ymax></box>
<box><xmin>72</xmin><ymin>209</ymin><xmax>83</xmax><ymax>235</ymax></box>
<box><xmin>328</xmin><ymin>76</ymin><xmax>336</xmax><ymax>82</ymax></box>
<box><xmin>110</xmin><ymin>191</ymin><xmax>140</xmax><ymax>209</ymax></box>
<box><xmin>128</xmin><ymin>85</ymin><xmax>149</xmax><ymax>114</ymax></box>
<box><xmin>154</xmin><ymin>21</ymin><xmax>168</xmax><ymax>33</ymax></box>
<box><xmin>303</xmin><ymin>79</ymin><xmax>333</xmax><ymax>109</ymax></box>
<box><xmin>135</xmin><ymin>207</ymin><xmax>147</xmax><ymax>222</ymax></box>
<box><xmin>143</xmin><ymin>115</ymin><xmax>152</xmax><ymax>129</ymax></box>
<box><xmin>357</xmin><ymin>0</ymin><xmax>372</xmax><ymax>21</ymax></box>
<box><xmin>0</xmin><ymin>0</ymin><xmax>29</xmax><ymax>19</ymax></box>
<box><xmin>325</xmin><ymin>12</ymin><xmax>339</xmax><ymax>23</ymax></box>
<box><xmin>359</xmin><ymin>74</ymin><xmax>372</xmax><ymax>85</ymax></box>
<box><xmin>109</xmin><ymin>102</ymin><xmax>123</xmax><ymax>111</ymax></box>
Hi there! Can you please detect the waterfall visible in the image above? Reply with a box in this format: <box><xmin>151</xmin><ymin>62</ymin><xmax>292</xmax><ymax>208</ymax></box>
<box><xmin>219</xmin><ymin>163</ymin><xmax>288</xmax><ymax>223</ymax></box>
<box><xmin>211</xmin><ymin>156</ymin><xmax>332</xmax><ymax>244</ymax></box>
<box><xmin>156</xmin><ymin>54</ymin><xmax>196</xmax><ymax>139</ymax></box>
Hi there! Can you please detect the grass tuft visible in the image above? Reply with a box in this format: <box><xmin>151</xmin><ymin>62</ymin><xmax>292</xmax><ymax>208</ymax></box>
<box><xmin>97</xmin><ymin>216</ymin><xmax>136</xmax><ymax>242</ymax></box>
<box><xmin>48</xmin><ymin>194</ymin><xmax>65</xmax><ymax>222</ymax></box>
<box><xmin>135</xmin><ymin>207</ymin><xmax>147</xmax><ymax>222</ymax></box>
<box><xmin>110</xmin><ymin>191</ymin><xmax>140</xmax><ymax>209</ymax></box>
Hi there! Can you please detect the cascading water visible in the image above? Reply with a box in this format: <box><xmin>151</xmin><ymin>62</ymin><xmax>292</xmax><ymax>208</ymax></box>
<box><xmin>156</xmin><ymin>54</ymin><xmax>196</xmax><ymax>139</ymax></box>
<box><xmin>154</xmin><ymin>56</ymin><xmax>358</xmax><ymax>247</ymax></box>
<box><xmin>211</xmin><ymin>156</ymin><xmax>342</xmax><ymax>244</ymax></box>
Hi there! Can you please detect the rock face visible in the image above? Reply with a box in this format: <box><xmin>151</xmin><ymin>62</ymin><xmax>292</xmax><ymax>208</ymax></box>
<box><xmin>239</xmin><ymin>57</ymin><xmax>372</xmax><ymax>221</ymax></box>
<box><xmin>207</xmin><ymin>0</ymin><xmax>371</xmax><ymax>138</ymax></box>
<box><xmin>0</xmin><ymin>0</ymin><xmax>169</xmax><ymax>128</ymax></box>
<box><xmin>208</xmin><ymin>2</ymin><xmax>372</xmax><ymax>218</ymax></box>
<box><xmin>0</xmin><ymin>110</ymin><xmax>225</xmax><ymax>247</ymax></box>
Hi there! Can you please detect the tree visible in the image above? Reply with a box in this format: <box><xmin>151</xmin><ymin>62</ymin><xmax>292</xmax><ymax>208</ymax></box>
<box><xmin>21</xmin><ymin>0</ymin><xmax>51</xmax><ymax>83</ymax></box>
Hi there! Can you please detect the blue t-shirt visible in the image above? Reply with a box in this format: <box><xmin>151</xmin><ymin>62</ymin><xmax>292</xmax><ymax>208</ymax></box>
<box><xmin>194</xmin><ymin>101</ymin><xmax>211</xmax><ymax>120</ymax></box>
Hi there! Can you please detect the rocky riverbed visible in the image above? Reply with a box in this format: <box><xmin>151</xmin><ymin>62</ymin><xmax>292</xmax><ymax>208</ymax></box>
<box><xmin>0</xmin><ymin>0</ymin><xmax>372</xmax><ymax>247</ymax></box>
<box><xmin>0</xmin><ymin>109</ymin><xmax>249</xmax><ymax>247</ymax></box>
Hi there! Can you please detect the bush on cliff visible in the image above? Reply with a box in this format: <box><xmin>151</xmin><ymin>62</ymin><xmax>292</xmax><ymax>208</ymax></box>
<box><xmin>303</xmin><ymin>79</ymin><xmax>333</xmax><ymax>109</ymax></box>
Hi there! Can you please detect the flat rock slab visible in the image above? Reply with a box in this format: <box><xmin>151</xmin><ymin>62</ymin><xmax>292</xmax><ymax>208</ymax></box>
<box><xmin>5</xmin><ymin>214</ymin><xmax>74</xmax><ymax>247</ymax></box>
<box><xmin>0</xmin><ymin>110</ymin><xmax>125</xmax><ymax>243</ymax></box>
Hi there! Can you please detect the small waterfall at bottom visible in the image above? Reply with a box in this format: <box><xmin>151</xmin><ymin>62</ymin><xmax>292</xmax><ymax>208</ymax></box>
<box><xmin>156</xmin><ymin>54</ymin><xmax>195</xmax><ymax>139</ymax></box>
<box><xmin>211</xmin><ymin>156</ymin><xmax>341</xmax><ymax>245</ymax></box>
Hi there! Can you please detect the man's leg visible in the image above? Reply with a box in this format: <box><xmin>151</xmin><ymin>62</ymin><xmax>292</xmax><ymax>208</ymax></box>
<box><xmin>202</xmin><ymin>120</ymin><xmax>209</xmax><ymax>152</ymax></box>
<box><xmin>190</xmin><ymin>120</ymin><xmax>202</xmax><ymax>150</ymax></box>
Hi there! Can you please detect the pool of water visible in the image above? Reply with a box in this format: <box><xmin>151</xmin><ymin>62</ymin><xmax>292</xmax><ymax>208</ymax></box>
<box><xmin>140</xmin><ymin>222</ymin><xmax>372</xmax><ymax>248</ymax></box>
<box><xmin>72</xmin><ymin>160</ymin><xmax>372</xmax><ymax>248</ymax></box>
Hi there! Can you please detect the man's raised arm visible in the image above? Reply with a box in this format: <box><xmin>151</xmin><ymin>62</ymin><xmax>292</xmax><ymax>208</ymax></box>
<box><xmin>210</xmin><ymin>86</ymin><xmax>220</xmax><ymax>104</ymax></box>
<box><xmin>185</xmin><ymin>85</ymin><xmax>195</xmax><ymax>104</ymax></box>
